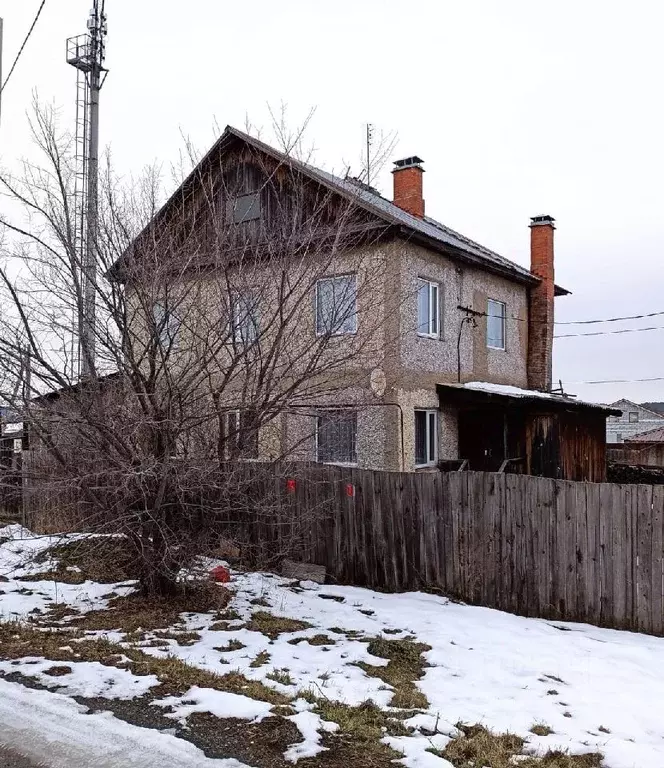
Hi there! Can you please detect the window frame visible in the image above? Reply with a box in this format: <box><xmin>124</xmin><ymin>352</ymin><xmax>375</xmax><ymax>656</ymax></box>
<box><xmin>315</xmin><ymin>274</ymin><xmax>358</xmax><ymax>337</ymax></box>
<box><xmin>628</xmin><ymin>412</ymin><xmax>639</xmax><ymax>423</ymax></box>
<box><xmin>487</xmin><ymin>299</ymin><xmax>507</xmax><ymax>351</ymax></box>
<box><xmin>231</xmin><ymin>292</ymin><xmax>259</xmax><ymax>344</ymax></box>
<box><xmin>414</xmin><ymin>408</ymin><xmax>438</xmax><ymax>468</ymax></box>
<box><xmin>226</xmin><ymin>192</ymin><xmax>261</xmax><ymax>224</ymax></box>
<box><xmin>152</xmin><ymin>301</ymin><xmax>181</xmax><ymax>349</ymax></box>
<box><xmin>417</xmin><ymin>278</ymin><xmax>440</xmax><ymax>338</ymax></box>
<box><xmin>315</xmin><ymin>410</ymin><xmax>358</xmax><ymax>466</ymax></box>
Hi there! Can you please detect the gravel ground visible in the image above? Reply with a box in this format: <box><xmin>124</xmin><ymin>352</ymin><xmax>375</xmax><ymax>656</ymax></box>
<box><xmin>0</xmin><ymin>745</ymin><xmax>46</xmax><ymax>768</ymax></box>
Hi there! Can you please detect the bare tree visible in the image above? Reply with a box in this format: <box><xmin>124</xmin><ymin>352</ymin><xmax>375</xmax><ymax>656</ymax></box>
<box><xmin>0</xmin><ymin>102</ymin><xmax>398</xmax><ymax>596</ymax></box>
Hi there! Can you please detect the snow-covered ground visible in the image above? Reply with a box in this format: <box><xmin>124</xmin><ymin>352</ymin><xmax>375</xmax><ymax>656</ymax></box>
<box><xmin>1</xmin><ymin>524</ymin><xmax>664</xmax><ymax>768</ymax></box>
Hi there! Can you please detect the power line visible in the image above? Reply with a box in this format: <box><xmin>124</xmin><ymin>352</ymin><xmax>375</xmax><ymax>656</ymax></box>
<box><xmin>563</xmin><ymin>376</ymin><xmax>664</xmax><ymax>385</ymax></box>
<box><xmin>469</xmin><ymin>307</ymin><xmax>664</xmax><ymax>327</ymax></box>
<box><xmin>0</xmin><ymin>0</ymin><xmax>48</xmax><ymax>93</ymax></box>
<box><xmin>555</xmin><ymin>325</ymin><xmax>664</xmax><ymax>339</ymax></box>
<box><xmin>557</xmin><ymin>310</ymin><xmax>664</xmax><ymax>326</ymax></box>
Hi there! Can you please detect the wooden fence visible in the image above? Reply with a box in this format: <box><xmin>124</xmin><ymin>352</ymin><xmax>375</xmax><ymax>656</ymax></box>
<box><xmin>20</xmin><ymin>458</ymin><xmax>664</xmax><ymax>635</ymax></box>
<box><xmin>248</xmin><ymin>467</ymin><xmax>664</xmax><ymax>635</ymax></box>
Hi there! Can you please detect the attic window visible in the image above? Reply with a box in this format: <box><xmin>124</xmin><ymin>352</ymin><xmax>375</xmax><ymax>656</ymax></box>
<box><xmin>227</xmin><ymin>192</ymin><xmax>260</xmax><ymax>223</ymax></box>
<box><xmin>628</xmin><ymin>412</ymin><xmax>639</xmax><ymax>423</ymax></box>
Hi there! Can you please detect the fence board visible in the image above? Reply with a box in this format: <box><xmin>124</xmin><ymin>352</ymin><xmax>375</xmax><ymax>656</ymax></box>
<box><xmin>651</xmin><ymin>487</ymin><xmax>664</xmax><ymax>635</ymax></box>
<box><xmin>636</xmin><ymin>484</ymin><xmax>654</xmax><ymax>632</ymax></box>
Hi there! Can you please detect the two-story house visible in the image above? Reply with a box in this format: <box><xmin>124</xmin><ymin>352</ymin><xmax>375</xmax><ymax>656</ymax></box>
<box><xmin>124</xmin><ymin>127</ymin><xmax>616</xmax><ymax>481</ymax></box>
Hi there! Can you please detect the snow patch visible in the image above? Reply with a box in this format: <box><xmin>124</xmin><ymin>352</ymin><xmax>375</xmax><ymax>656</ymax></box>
<box><xmin>152</xmin><ymin>685</ymin><xmax>273</xmax><ymax>723</ymax></box>
<box><xmin>284</xmin><ymin>711</ymin><xmax>339</xmax><ymax>762</ymax></box>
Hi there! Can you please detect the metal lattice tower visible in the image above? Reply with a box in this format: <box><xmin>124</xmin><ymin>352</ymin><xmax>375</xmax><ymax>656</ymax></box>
<box><xmin>66</xmin><ymin>1</ymin><xmax>108</xmax><ymax>379</ymax></box>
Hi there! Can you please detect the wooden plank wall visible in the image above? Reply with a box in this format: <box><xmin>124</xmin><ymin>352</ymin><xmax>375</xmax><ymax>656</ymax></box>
<box><xmin>257</xmin><ymin>467</ymin><xmax>664</xmax><ymax>635</ymax></box>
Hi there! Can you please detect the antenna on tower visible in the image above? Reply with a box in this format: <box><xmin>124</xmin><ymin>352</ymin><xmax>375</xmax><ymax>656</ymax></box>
<box><xmin>66</xmin><ymin>1</ymin><xmax>108</xmax><ymax>379</ymax></box>
<box><xmin>365</xmin><ymin>123</ymin><xmax>374</xmax><ymax>188</ymax></box>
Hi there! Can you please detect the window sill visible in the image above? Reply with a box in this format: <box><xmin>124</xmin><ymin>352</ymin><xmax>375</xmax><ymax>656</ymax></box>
<box><xmin>318</xmin><ymin>461</ymin><xmax>358</xmax><ymax>468</ymax></box>
<box><xmin>414</xmin><ymin>463</ymin><xmax>439</xmax><ymax>471</ymax></box>
<box><xmin>417</xmin><ymin>332</ymin><xmax>440</xmax><ymax>340</ymax></box>
<box><xmin>315</xmin><ymin>331</ymin><xmax>357</xmax><ymax>338</ymax></box>
<box><xmin>487</xmin><ymin>344</ymin><xmax>506</xmax><ymax>351</ymax></box>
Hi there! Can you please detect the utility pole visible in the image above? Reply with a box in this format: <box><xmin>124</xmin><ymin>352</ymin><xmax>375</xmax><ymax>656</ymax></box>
<box><xmin>67</xmin><ymin>2</ymin><xmax>108</xmax><ymax>379</ymax></box>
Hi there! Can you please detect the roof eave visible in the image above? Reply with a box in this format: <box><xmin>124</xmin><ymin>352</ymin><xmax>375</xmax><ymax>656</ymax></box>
<box><xmin>396</xmin><ymin>226</ymin><xmax>539</xmax><ymax>288</ymax></box>
<box><xmin>436</xmin><ymin>382</ymin><xmax>621</xmax><ymax>417</ymax></box>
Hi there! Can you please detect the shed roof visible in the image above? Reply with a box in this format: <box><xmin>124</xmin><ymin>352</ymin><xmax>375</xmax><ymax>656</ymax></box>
<box><xmin>437</xmin><ymin>381</ymin><xmax>620</xmax><ymax>416</ymax></box>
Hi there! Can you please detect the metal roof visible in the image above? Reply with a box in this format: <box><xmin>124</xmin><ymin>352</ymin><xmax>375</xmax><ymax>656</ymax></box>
<box><xmin>626</xmin><ymin>426</ymin><xmax>664</xmax><ymax>443</ymax></box>
<box><xmin>219</xmin><ymin>127</ymin><xmax>554</xmax><ymax>289</ymax></box>
<box><xmin>126</xmin><ymin>125</ymin><xmax>567</xmax><ymax>292</ymax></box>
<box><xmin>437</xmin><ymin>381</ymin><xmax>621</xmax><ymax>416</ymax></box>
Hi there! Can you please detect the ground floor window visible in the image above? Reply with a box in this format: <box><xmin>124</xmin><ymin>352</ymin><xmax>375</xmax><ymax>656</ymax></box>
<box><xmin>316</xmin><ymin>410</ymin><xmax>357</xmax><ymax>464</ymax></box>
<box><xmin>221</xmin><ymin>409</ymin><xmax>259</xmax><ymax>459</ymax></box>
<box><xmin>415</xmin><ymin>409</ymin><xmax>438</xmax><ymax>467</ymax></box>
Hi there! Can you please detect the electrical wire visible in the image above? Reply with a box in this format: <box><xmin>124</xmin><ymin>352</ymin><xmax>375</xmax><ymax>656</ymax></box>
<box><xmin>467</xmin><ymin>307</ymin><xmax>664</xmax><ymax>327</ymax></box>
<box><xmin>564</xmin><ymin>377</ymin><xmax>664</xmax><ymax>385</ymax></box>
<box><xmin>1</xmin><ymin>0</ymin><xmax>48</xmax><ymax>93</ymax></box>
<box><xmin>555</xmin><ymin>325</ymin><xmax>664</xmax><ymax>339</ymax></box>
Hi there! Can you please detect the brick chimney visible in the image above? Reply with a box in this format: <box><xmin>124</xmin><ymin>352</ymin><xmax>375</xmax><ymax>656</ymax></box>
<box><xmin>527</xmin><ymin>215</ymin><xmax>555</xmax><ymax>391</ymax></box>
<box><xmin>392</xmin><ymin>156</ymin><xmax>425</xmax><ymax>218</ymax></box>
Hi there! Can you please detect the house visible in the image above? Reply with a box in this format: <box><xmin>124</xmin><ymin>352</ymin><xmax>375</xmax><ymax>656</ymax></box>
<box><xmin>605</xmin><ymin>399</ymin><xmax>664</xmax><ymax>444</ymax></box>
<box><xmin>118</xmin><ymin>126</ymin><xmax>617</xmax><ymax>481</ymax></box>
<box><xmin>608</xmin><ymin>425</ymin><xmax>664</xmax><ymax>468</ymax></box>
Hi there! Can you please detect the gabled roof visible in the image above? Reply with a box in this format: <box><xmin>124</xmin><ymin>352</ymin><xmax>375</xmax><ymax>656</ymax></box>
<box><xmin>140</xmin><ymin>125</ymin><xmax>567</xmax><ymax>293</ymax></box>
<box><xmin>625</xmin><ymin>425</ymin><xmax>664</xmax><ymax>443</ymax></box>
<box><xmin>609</xmin><ymin>399</ymin><xmax>664</xmax><ymax>419</ymax></box>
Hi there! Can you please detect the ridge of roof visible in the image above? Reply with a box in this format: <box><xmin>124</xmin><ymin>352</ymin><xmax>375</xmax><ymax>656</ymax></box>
<box><xmin>609</xmin><ymin>399</ymin><xmax>664</xmax><ymax>420</ymax></box>
<box><xmin>221</xmin><ymin>127</ymin><xmax>540</xmax><ymax>287</ymax></box>
<box><xmin>126</xmin><ymin>125</ymin><xmax>555</xmax><ymax>290</ymax></box>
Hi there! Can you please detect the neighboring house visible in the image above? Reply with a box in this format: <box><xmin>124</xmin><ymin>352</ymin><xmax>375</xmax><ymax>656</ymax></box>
<box><xmin>608</xmin><ymin>425</ymin><xmax>664</xmax><ymax>468</ymax></box>
<box><xmin>119</xmin><ymin>127</ymin><xmax>616</xmax><ymax>481</ymax></box>
<box><xmin>606</xmin><ymin>399</ymin><xmax>664</xmax><ymax>443</ymax></box>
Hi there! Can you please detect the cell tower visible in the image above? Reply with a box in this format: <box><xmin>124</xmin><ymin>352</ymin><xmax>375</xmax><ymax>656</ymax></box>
<box><xmin>66</xmin><ymin>1</ymin><xmax>108</xmax><ymax>379</ymax></box>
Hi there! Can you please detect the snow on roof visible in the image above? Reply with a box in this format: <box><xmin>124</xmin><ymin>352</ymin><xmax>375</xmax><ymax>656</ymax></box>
<box><xmin>453</xmin><ymin>381</ymin><xmax>617</xmax><ymax>412</ymax></box>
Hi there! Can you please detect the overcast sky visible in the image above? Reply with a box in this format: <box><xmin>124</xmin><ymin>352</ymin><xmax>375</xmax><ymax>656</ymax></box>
<box><xmin>1</xmin><ymin>0</ymin><xmax>663</xmax><ymax>404</ymax></box>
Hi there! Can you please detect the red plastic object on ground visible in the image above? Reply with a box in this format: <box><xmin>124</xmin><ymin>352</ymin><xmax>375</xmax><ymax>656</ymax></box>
<box><xmin>286</xmin><ymin>478</ymin><xmax>297</xmax><ymax>493</ymax></box>
<box><xmin>210</xmin><ymin>565</ymin><xmax>231</xmax><ymax>583</ymax></box>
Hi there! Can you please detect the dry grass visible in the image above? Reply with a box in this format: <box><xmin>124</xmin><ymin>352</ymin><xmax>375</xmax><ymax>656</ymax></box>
<box><xmin>35</xmin><ymin>537</ymin><xmax>139</xmax><ymax>583</ymax></box>
<box><xmin>434</xmin><ymin>724</ymin><xmax>604</xmax><ymax>768</ymax></box>
<box><xmin>305</xmin><ymin>634</ymin><xmax>336</xmax><ymax>646</ymax></box>
<box><xmin>0</xmin><ymin>620</ymin><xmax>287</xmax><ymax>705</ymax></box>
<box><xmin>71</xmin><ymin>585</ymin><xmax>230</xmax><ymax>634</ymax></box>
<box><xmin>19</xmin><ymin>569</ymin><xmax>87</xmax><ymax>584</ymax></box>
<box><xmin>266</xmin><ymin>669</ymin><xmax>293</xmax><ymax>686</ymax></box>
<box><xmin>152</xmin><ymin>629</ymin><xmax>201</xmax><ymax>646</ymax></box>
<box><xmin>313</xmin><ymin>699</ymin><xmax>409</xmax><ymax>763</ymax></box>
<box><xmin>357</xmin><ymin>637</ymin><xmax>431</xmax><ymax>710</ymax></box>
<box><xmin>43</xmin><ymin>665</ymin><xmax>73</xmax><ymax>677</ymax></box>
<box><xmin>246</xmin><ymin>611</ymin><xmax>312</xmax><ymax>640</ymax></box>
<box><xmin>531</xmin><ymin>723</ymin><xmax>554</xmax><ymax>736</ymax></box>
<box><xmin>249</xmin><ymin>651</ymin><xmax>270</xmax><ymax>668</ymax></box>
<box><xmin>214</xmin><ymin>639</ymin><xmax>245</xmax><ymax>653</ymax></box>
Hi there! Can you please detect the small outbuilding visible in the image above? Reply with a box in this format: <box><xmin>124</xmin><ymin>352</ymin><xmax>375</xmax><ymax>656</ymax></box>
<box><xmin>437</xmin><ymin>382</ymin><xmax>620</xmax><ymax>482</ymax></box>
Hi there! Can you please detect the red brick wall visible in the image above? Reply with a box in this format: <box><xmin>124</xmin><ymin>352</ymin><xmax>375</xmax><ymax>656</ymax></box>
<box><xmin>527</xmin><ymin>218</ymin><xmax>555</xmax><ymax>391</ymax></box>
<box><xmin>392</xmin><ymin>167</ymin><xmax>425</xmax><ymax>218</ymax></box>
